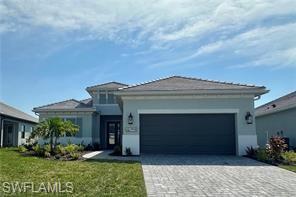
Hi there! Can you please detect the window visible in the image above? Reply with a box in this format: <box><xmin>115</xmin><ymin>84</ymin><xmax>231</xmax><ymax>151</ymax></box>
<box><xmin>64</xmin><ymin>117</ymin><xmax>83</xmax><ymax>137</ymax></box>
<box><xmin>99</xmin><ymin>91</ymin><xmax>107</xmax><ymax>104</ymax></box>
<box><xmin>98</xmin><ymin>90</ymin><xmax>117</xmax><ymax>104</ymax></box>
<box><xmin>65</xmin><ymin>118</ymin><xmax>76</xmax><ymax>136</ymax></box>
<box><xmin>21</xmin><ymin>131</ymin><xmax>25</xmax><ymax>139</ymax></box>
<box><xmin>76</xmin><ymin>118</ymin><xmax>83</xmax><ymax>137</ymax></box>
<box><xmin>107</xmin><ymin>93</ymin><xmax>115</xmax><ymax>104</ymax></box>
<box><xmin>21</xmin><ymin>125</ymin><xmax>25</xmax><ymax>139</ymax></box>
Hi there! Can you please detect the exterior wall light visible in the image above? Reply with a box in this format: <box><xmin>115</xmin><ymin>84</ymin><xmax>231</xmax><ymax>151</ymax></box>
<box><xmin>128</xmin><ymin>113</ymin><xmax>133</xmax><ymax>125</ymax></box>
<box><xmin>245</xmin><ymin>112</ymin><xmax>253</xmax><ymax>124</ymax></box>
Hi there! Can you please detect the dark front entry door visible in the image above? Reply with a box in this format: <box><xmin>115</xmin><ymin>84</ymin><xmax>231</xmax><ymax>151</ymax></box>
<box><xmin>107</xmin><ymin>121</ymin><xmax>121</xmax><ymax>149</ymax></box>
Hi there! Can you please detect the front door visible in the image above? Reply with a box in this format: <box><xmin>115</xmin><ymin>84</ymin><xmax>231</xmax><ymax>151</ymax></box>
<box><xmin>107</xmin><ymin>121</ymin><xmax>120</xmax><ymax>149</ymax></box>
<box><xmin>3</xmin><ymin>124</ymin><xmax>14</xmax><ymax>147</ymax></box>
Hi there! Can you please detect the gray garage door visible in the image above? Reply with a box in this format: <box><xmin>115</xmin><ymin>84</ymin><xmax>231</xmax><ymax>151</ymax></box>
<box><xmin>140</xmin><ymin>114</ymin><xmax>236</xmax><ymax>155</ymax></box>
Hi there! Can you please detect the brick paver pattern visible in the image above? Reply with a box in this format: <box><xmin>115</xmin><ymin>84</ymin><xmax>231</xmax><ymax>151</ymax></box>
<box><xmin>141</xmin><ymin>155</ymin><xmax>296</xmax><ymax>197</ymax></box>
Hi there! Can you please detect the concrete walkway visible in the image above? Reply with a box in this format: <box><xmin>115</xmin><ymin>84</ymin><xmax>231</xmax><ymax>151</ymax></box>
<box><xmin>141</xmin><ymin>154</ymin><xmax>296</xmax><ymax>197</ymax></box>
<box><xmin>82</xmin><ymin>150</ymin><xmax>139</xmax><ymax>161</ymax></box>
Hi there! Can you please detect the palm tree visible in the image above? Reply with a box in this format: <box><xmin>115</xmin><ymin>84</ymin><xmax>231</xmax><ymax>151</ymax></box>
<box><xmin>31</xmin><ymin>117</ymin><xmax>79</xmax><ymax>153</ymax></box>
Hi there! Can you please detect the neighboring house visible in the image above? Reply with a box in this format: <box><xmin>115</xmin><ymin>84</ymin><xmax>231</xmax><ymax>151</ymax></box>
<box><xmin>256</xmin><ymin>91</ymin><xmax>296</xmax><ymax>149</ymax></box>
<box><xmin>33</xmin><ymin>76</ymin><xmax>267</xmax><ymax>155</ymax></box>
<box><xmin>0</xmin><ymin>102</ymin><xmax>38</xmax><ymax>147</ymax></box>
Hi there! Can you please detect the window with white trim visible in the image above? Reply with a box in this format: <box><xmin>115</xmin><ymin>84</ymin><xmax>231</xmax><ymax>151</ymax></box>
<box><xmin>98</xmin><ymin>90</ymin><xmax>117</xmax><ymax>104</ymax></box>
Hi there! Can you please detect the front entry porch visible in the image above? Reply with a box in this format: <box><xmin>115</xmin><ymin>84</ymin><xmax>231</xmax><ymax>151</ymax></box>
<box><xmin>0</xmin><ymin>120</ymin><xmax>19</xmax><ymax>147</ymax></box>
<box><xmin>100</xmin><ymin>115</ymin><xmax>122</xmax><ymax>150</ymax></box>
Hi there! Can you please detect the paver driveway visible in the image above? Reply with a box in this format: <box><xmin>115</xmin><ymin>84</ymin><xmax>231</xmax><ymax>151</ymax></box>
<box><xmin>141</xmin><ymin>155</ymin><xmax>296</xmax><ymax>197</ymax></box>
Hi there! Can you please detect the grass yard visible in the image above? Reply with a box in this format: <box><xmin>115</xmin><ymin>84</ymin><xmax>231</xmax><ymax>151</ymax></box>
<box><xmin>0</xmin><ymin>148</ymin><xmax>146</xmax><ymax>196</ymax></box>
<box><xmin>279</xmin><ymin>165</ymin><xmax>296</xmax><ymax>173</ymax></box>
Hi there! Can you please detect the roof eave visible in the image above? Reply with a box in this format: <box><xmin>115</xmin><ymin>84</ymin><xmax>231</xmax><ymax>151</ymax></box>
<box><xmin>0</xmin><ymin>113</ymin><xmax>38</xmax><ymax>124</ymax></box>
<box><xmin>115</xmin><ymin>88</ymin><xmax>268</xmax><ymax>96</ymax></box>
<box><xmin>33</xmin><ymin>108</ymin><xmax>96</xmax><ymax>113</ymax></box>
<box><xmin>256</xmin><ymin>103</ymin><xmax>296</xmax><ymax>117</ymax></box>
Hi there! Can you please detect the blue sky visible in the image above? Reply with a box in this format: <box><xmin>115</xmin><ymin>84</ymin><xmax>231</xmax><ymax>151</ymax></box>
<box><xmin>1</xmin><ymin>0</ymin><xmax>296</xmax><ymax>116</ymax></box>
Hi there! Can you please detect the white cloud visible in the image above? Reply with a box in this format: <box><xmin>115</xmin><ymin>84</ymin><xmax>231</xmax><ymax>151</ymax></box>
<box><xmin>148</xmin><ymin>22</ymin><xmax>296</xmax><ymax>68</ymax></box>
<box><xmin>1</xmin><ymin>0</ymin><xmax>296</xmax><ymax>68</ymax></box>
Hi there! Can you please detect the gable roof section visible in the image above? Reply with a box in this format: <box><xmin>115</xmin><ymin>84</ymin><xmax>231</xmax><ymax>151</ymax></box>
<box><xmin>256</xmin><ymin>91</ymin><xmax>296</xmax><ymax>117</ymax></box>
<box><xmin>118</xmin><ymin>76</ymin><xmax>267</xmax><ymax>95</ymax></box>
<box><xmin>33</xmin><ymin>99</ymin><xmax>95</xmax><ymax>112</ymax></box>
<box><xmin>0</xmin><ymin>102</ymin><xmax>38</xmax><ymax>123</ymax></box>
<box><xmin>86</xmin><ymin>82</ymin><xmax>128</xmax><ymax>92</ymax></box>
<box><xmin>80</xmin><ymin>98</ymin><xmax>93</xmax><ymax>106</ymax></box>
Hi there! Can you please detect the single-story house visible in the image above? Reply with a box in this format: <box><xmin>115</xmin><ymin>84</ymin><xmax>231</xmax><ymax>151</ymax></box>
<box><xmin>33</xmin><ymin>76</ymin><xmax>268</xmax><ymax>155</ymax></box>
<box><xmin>0</xmin><ymin>102</ymin><xmax>38</xmax><ymax>147</ymax></box>
<box><xmin>256</xmin><ymin>91</ymin><xmax>296</xmax><ymax>149</ymax></box>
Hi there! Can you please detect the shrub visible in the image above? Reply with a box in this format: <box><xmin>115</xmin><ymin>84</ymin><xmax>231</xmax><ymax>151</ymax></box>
<box><xmin>281</xmin><ymin>151</ymin><xmax>296</xmax><ymax>165</ymax></box>
<box><xmin>125</xmin><ymin>147</ymin><xmax>132</xmax><ymax>156</ymax></box>
<box><xmin>256</xmin><ymin>148</ymin><xmax>269</xmax><ymax>162</ymax></box>
<box><xmin>18</xmin><ymin>145</ymin><xmax>27</xmax><ymax>153</ymax></box>
<box><xmin>32</xmin><ymin>144</ymin><xmax>44</xmax><ymax>156</ymax></box>
<box><xmin>70</xmin><ymin>152</ymin><xmax>80</xmax><ymax>160</ymax></box>
<box><xmin>110</xmin><ymin>145</ymin><xmax>122</xmax><ymax>156</ymax></box>
<box><xmin>245</xmin><ymin>146</ymin><xmax>257</xmax><ymax>158</ymax></box>
<box><xmin>44</xmin><ymin>144</ymin><xmax>51</xmax><ymax>153</ymax></box>
<box><xmin>55</xmin><ymin>144</ymin><xmax>66</xmax><ymax>155</ymax></box>
<box><xmin>267</xmin><ymin>136</ymin><xmax>287</xmax><ymax>162</ymax></box>
<box><xmin>77</xmin><ymin>144</ymin><xmax>85</xmax><ymax>152</ymax></box>
<box><xmin>64</xmin><ymin>144</ymin><xmax>78</xmax><ymax>154</ymax></box>
<box><xmin>24</xmin><ymin>142</ymin><xmax>37</xmax><ymax>151</ymax></box>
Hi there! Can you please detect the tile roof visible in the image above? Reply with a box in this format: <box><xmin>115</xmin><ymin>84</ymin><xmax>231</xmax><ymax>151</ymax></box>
<box><xmin>86</xmin><ymin>82</ymin><xmax>128</xmax><ymax>91</ymax></box>
<box><xmin>33</xmin><ymin>99</ymin><xmax>93</xmax><ymax>111</ymax></box>
<box><xmin>120</xmin><ymin>76</ymin><xmax>265</xmax><ymax>91</ymax></box>
<box><xmin>256</xmin><ymin>91</ymin><xmax>296</xmax><ymax>116</ymax></box>
<box><xmin>0</xmin><ymin>102</ymin><xmax>38</xmax><ymax>123</ymax></box>
<box><xmin>33</xmin><ymin>76</ymin><xmax>267</xmax><ymax>111</ymax></box>
<box><xmin>79</xmin><ymin>98</ymin><xmax>93</xmax><ymax>106</ymax></box>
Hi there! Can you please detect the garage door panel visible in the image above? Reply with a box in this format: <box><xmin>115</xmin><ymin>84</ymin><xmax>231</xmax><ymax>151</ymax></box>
<box><xmin>140</xmin><ymin>114</ymin><xmax>235</xmax><ymax>155</ymax></box>
<box><xmin>141</xmin><ymin>131</ymin><xmax>234</xmax><ymax>136</ymax></box>
<box><xmin>141</xmin><ymin>145</ymin><xmax>234</xmax><ymax>155</ymax></box>
<box><xmin>141</xmin><ymin>138</ymin><xmax>234</xmax><ymax>147</ymax></box>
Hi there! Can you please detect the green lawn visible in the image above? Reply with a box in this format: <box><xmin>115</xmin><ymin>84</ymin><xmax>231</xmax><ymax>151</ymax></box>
<box><xmin>0</xmin><ymin>148</ymin><xmax>146</xmax><ymax>196</ymax></box>
<box><xmin>279</xmin><ymin>165</ymin><xmax>296</xmax><ymax>173</ymax></box>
